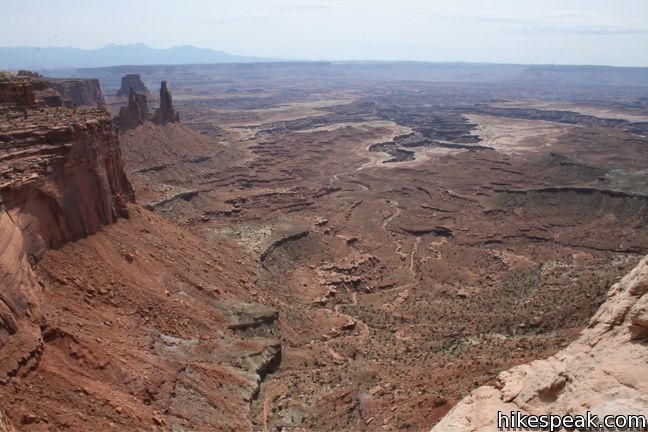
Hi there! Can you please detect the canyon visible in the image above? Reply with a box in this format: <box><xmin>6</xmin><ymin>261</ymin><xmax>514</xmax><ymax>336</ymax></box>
<box><xmin>0</xmin><ymin>63</ymin><xmax>647</xmax><ymax>431</ymax></box>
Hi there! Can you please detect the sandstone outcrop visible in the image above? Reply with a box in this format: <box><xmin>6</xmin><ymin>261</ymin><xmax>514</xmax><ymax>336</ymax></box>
<box><xmin>33</xmin><ymin>87</ymin><xmax>63</xmax><ymax>108</ymax></box>
<box><xmin>116</xmin><ymin>88</ymin><xmax>149</xmax><ymax>128</ymax></box>
<box><xmin>47</xmin><ymin>78</ymin><xmax>105</xmax><ymax>106</ymax></box>
<box><xmin>116</xmin><ymin>73</ymin><xmax>149</xmax><ymax>97</ymax></box>
<box><xmin>0</xmin><ymin>74</ymin><xmax>36</xmax><ymax>107</ymax></box>
<box><xmin>0</xmin><ymin>74</ymin><xmax>133</xmax><ymax>262</ymax></box>
<box><xmin>0</xmin><ymin>198</ymin><xmax>46</xmax><ymax>380</ymax></box>
<box><xmin>1</xmin><ymin>72</ymin><xmax>68</xmax><ymax>109</ymax></box>
<box><xmin>0</xmin><ymin>74</ymin><xmax>136</xmax><ymax>429</ymax></box>
<box><xmin>5</xmin><ymin>70</ymin><xmax>104</xmax><ymax>108</ymax></box>
<box><xmin>0</xmin><ymin>74</ymin><xmax>133</xmax><ymax>360</ymax></box>
<box><xmin>432</xmin><ymin>255</ymin><xmax>648</xmax><ymax>432</ymax></box>
<box><xmin>153</xmin><ymin>80</ymin><xmax>179</xmax><ymax>123</ymax></box>
<box><xmin>16</xmin><ymin>70</ymin><xmax>42</xmax><ymax>78</ymax></box>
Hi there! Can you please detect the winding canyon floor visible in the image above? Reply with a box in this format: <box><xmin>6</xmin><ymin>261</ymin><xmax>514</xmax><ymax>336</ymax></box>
<box><xmin>115</xmin><ymin>71</ymin><xmax>648</xmax><ymax>431</ymax></box>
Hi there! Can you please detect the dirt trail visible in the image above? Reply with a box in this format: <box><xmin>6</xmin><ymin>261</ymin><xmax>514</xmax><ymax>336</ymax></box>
<box><xmin>383</xmin><ymin>199</ymin><xmax>401</xmax><ymax>230</ymax></box>
<box><xmin>331</xmin><ymin>292</ymin><xmax>370</xmax><ymax>342</ymax></box>
<box><xmin>262</xmin><ymin>388</ymin><xmax>280</xmax><ymax>432</ymax></box>
<box><xmin>409</xmin><ymin>237</ymin><xmax>422</xmax><ymax>276</ymax></box>
<box><xmin>330</xmin><ymin>172</ymin><xmax>370</xmax><ymax>192</ymax></box>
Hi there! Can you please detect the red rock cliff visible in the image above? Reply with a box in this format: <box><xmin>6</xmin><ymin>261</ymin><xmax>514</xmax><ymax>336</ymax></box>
<box><xmin>0</xmin><ymin>73</ymin><xmax>133</xmax><ymax>383</ymax></box>
<box><xmin>0</xmin><ymin>111</ymin><xmax>134</xmax><ymax>260</ymax></box>
<box><xmin>47</xmin><ymin>78</ymin><xmax>105</xmax><ymax>107</ymax></box>
<box><xmin>0</xmin><ymin>199</ymin><xmax>45</xmax><ymax>383</ymax></box>
<box><xmin>116</xmin><ymin>88</ymin><xmax>149</xmax><ymax>129</ymax></box>
<box><xmin>0</xmin><ymin>77</ymin><xmax>36</xmax><ymax>107</ymax></box>
<box><xmin>116</xmin><ymin>73</ymin><xmax>149</xmax><ymax>97</ymax></box>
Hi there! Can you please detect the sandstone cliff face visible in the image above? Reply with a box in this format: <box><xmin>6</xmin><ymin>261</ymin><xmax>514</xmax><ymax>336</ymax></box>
<box><xmin>116</xmin><ymin>73</ymin><xmax>149</xmax><ymax>97</ymax></box>
<box><xmin>0</xmin><ymin>75</ymin><xmax>134</xmax><ymax>431</ymax></box>
<box><xmin>0</xmin><ymin>201</ymin><xmax>45</xmax><ymax>379</ymax></box>
<box><xmin>0</xmin><ymin>77</ymin><xmax>36</xmax><ymax>107</ymax></box>
<box><xmin>116</xmin><ymin>88</ymin><xmax>149</xmax><ymax>129</ymax></box>
<box><xmin>2</xmin><ymin>72</ymin><xmax>59</xmax><ymax>108</ymax></box>
<box><xmin>47</xmin><ymin>78</ymin><xmax>105</xmax><ymax>107</ymax></box>
<box><xmin>153</xmin><ymin>80</ymin><xmax>179</xmax><ymax>124</ymax></box>
<box><xmin>0</xmin><ymin>109</ymin><xmax>134</xmax><ymax>260</ymax></box>
<box><xmin>432</xmin><ymin>256</ymin><xmax>648</xmax><ymax>431</ymax></box>
<box><xmin>0</xmin><ymin>76</ymin><xmax>64</xmax><ymax>109</ymax></box>
<box><xmin>0</xmin><ymin>75</ymin><xmax>133</xmax><ymax>379</ymax></box>
<box><xmin>8</xmin><ymin>71</ymin><xmax>105</xmax><ymax>108</ymax></box>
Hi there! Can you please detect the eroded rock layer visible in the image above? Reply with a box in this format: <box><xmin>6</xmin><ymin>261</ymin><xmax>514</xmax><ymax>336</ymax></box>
<box><xmin>116</xmin><ymin>88</ymin><xmax>149</xmax><ymax>129</ymax></box>
<box><xmin>0</xmin><ymin>73</ymin><xmax>133</xmax><ymax>375</ymax></box>
<box><xmin>0</xmin><ymin>199</ymin><xmax>45</xmax><ymax>380</ymax></box>
<box><xmin>47</xmin><ymin>78</ymin><xmax>105</xmax><ymax>107</ymax></box>
<box><xmin>432</xmin><ymin>255</ymin><xmax>648</xmax><ymax>431</ymax></box>
<box><xmin>153</xmin><ymin>81</ymin><xmax>179</xmax><ymax>124</ymax></box>
<box><xmin>116</xmin><ymin>73</ymin><xmax>149</xmax><ymax>97</ymax></box>
<box><xmin>0</xmin><ymin>76</ymin><xmax>36</xmax><ymax>107</ymax></box>
<box><xmin>0</xmin><ymin>98</ymin><xmax>134</xmax><ymax>259</ymax></box>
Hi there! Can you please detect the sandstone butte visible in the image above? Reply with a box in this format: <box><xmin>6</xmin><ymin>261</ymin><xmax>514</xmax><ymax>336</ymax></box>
<box><xmin>116</xmin><ymin>73</ymin><xmax>149</xmax><ymax>98</ymax></box>
<box><xmin>116</xmin><ymin>88</ymin><xmax>149</xmax><ymax>128</ymax></box>
<box><xmin>432</xmin><ymin>256</ymin><xmax>648</xmax><ymax>431</ymax></box>
<box><xmin>116</xmin><ymin>79</ymin><xmax>179</xmax><ymax>128</ymax></box>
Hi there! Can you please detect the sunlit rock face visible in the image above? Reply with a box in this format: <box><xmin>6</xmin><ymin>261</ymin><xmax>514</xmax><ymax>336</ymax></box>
<box><xmin>432</xmin><ymin>255</ymin><xmax>648</xmax><ymax>432</ymax></box>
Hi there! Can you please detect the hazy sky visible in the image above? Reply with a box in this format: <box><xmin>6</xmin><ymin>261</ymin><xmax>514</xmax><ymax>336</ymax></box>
<box><xmin>2</xmin><ymin>0</ymin><xmax>648</xmax><ymax>66</ymax></box>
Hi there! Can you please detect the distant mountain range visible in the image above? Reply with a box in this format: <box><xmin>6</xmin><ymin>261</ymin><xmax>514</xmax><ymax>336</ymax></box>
<box><xmin>0</xmin><ymin>44</ymin><xmax>279</xmax><ymax>69</ymax></box>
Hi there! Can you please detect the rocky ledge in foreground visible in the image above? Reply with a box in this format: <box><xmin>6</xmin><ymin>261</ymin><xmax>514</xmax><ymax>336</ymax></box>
<box><xmin>432</xmin><ymin>255</ymin><xmax>648</xmax><ymax>431</ymax></box>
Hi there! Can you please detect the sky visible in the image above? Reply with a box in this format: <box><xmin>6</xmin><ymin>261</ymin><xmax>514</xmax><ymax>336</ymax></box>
<box><xmin>2</xmin><ymin>0</ymin><xmax>648</xmax><ymax>66</ymax></box>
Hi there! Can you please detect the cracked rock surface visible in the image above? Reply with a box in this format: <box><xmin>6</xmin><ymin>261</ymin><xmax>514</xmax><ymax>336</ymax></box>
<box><xmin>432</xmin><ymin>255</ymin><xmax>648</xmax><ymax>431</ymax></box>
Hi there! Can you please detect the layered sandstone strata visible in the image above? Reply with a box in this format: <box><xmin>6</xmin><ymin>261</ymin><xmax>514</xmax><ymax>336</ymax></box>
<box><xmin>0</xmin><ymin>108</ymin><xmax>134</xmax><ymax>258</ymax></box>
<box><xmin>0</xmin><ymin>75</ymin><xmax>133</xmax><ymax>381</ymax></box>
<box><xmin>432</xmin><ymin>255</ymin><xmax>648</xmax><ymax>431</ymax></box>
<box><xmin>116</xmin><ymin>88</ymin><xmax>149</xmax><ymax>128</ymax></box>
<box><xmin>153</xmin><ymin>80</ymin><xmax>179</xmax><ymax>123</ymax></box>
<box><xmin>0</xmin><ymin>75</ymin><xmax>36</xmax><ymax>107</ymax></box>
<box><xmin>47</xmin><ymin>78</ymin><xmax>105</xmax><ymax>106</ymax></box>
<box><xmin>1</xmin><ymin>71</ymin><xmax>104</xmax><ymax>108</ymax></box>
<box><xmin>116</xmin><ymin>73</ymin><xmax>149</xmax><ymax>97</ymax></box>
<box><xmin>0</xmin><ymin>199</ymin><xmax>46</xmax><ymax>381</ymax></box>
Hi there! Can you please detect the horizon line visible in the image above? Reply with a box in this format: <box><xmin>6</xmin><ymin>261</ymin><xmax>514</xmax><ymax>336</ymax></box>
<box><xmin>2</xmin><ymin>43</ymin><xmax>648</xmax><ymax>70</ymax></box>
